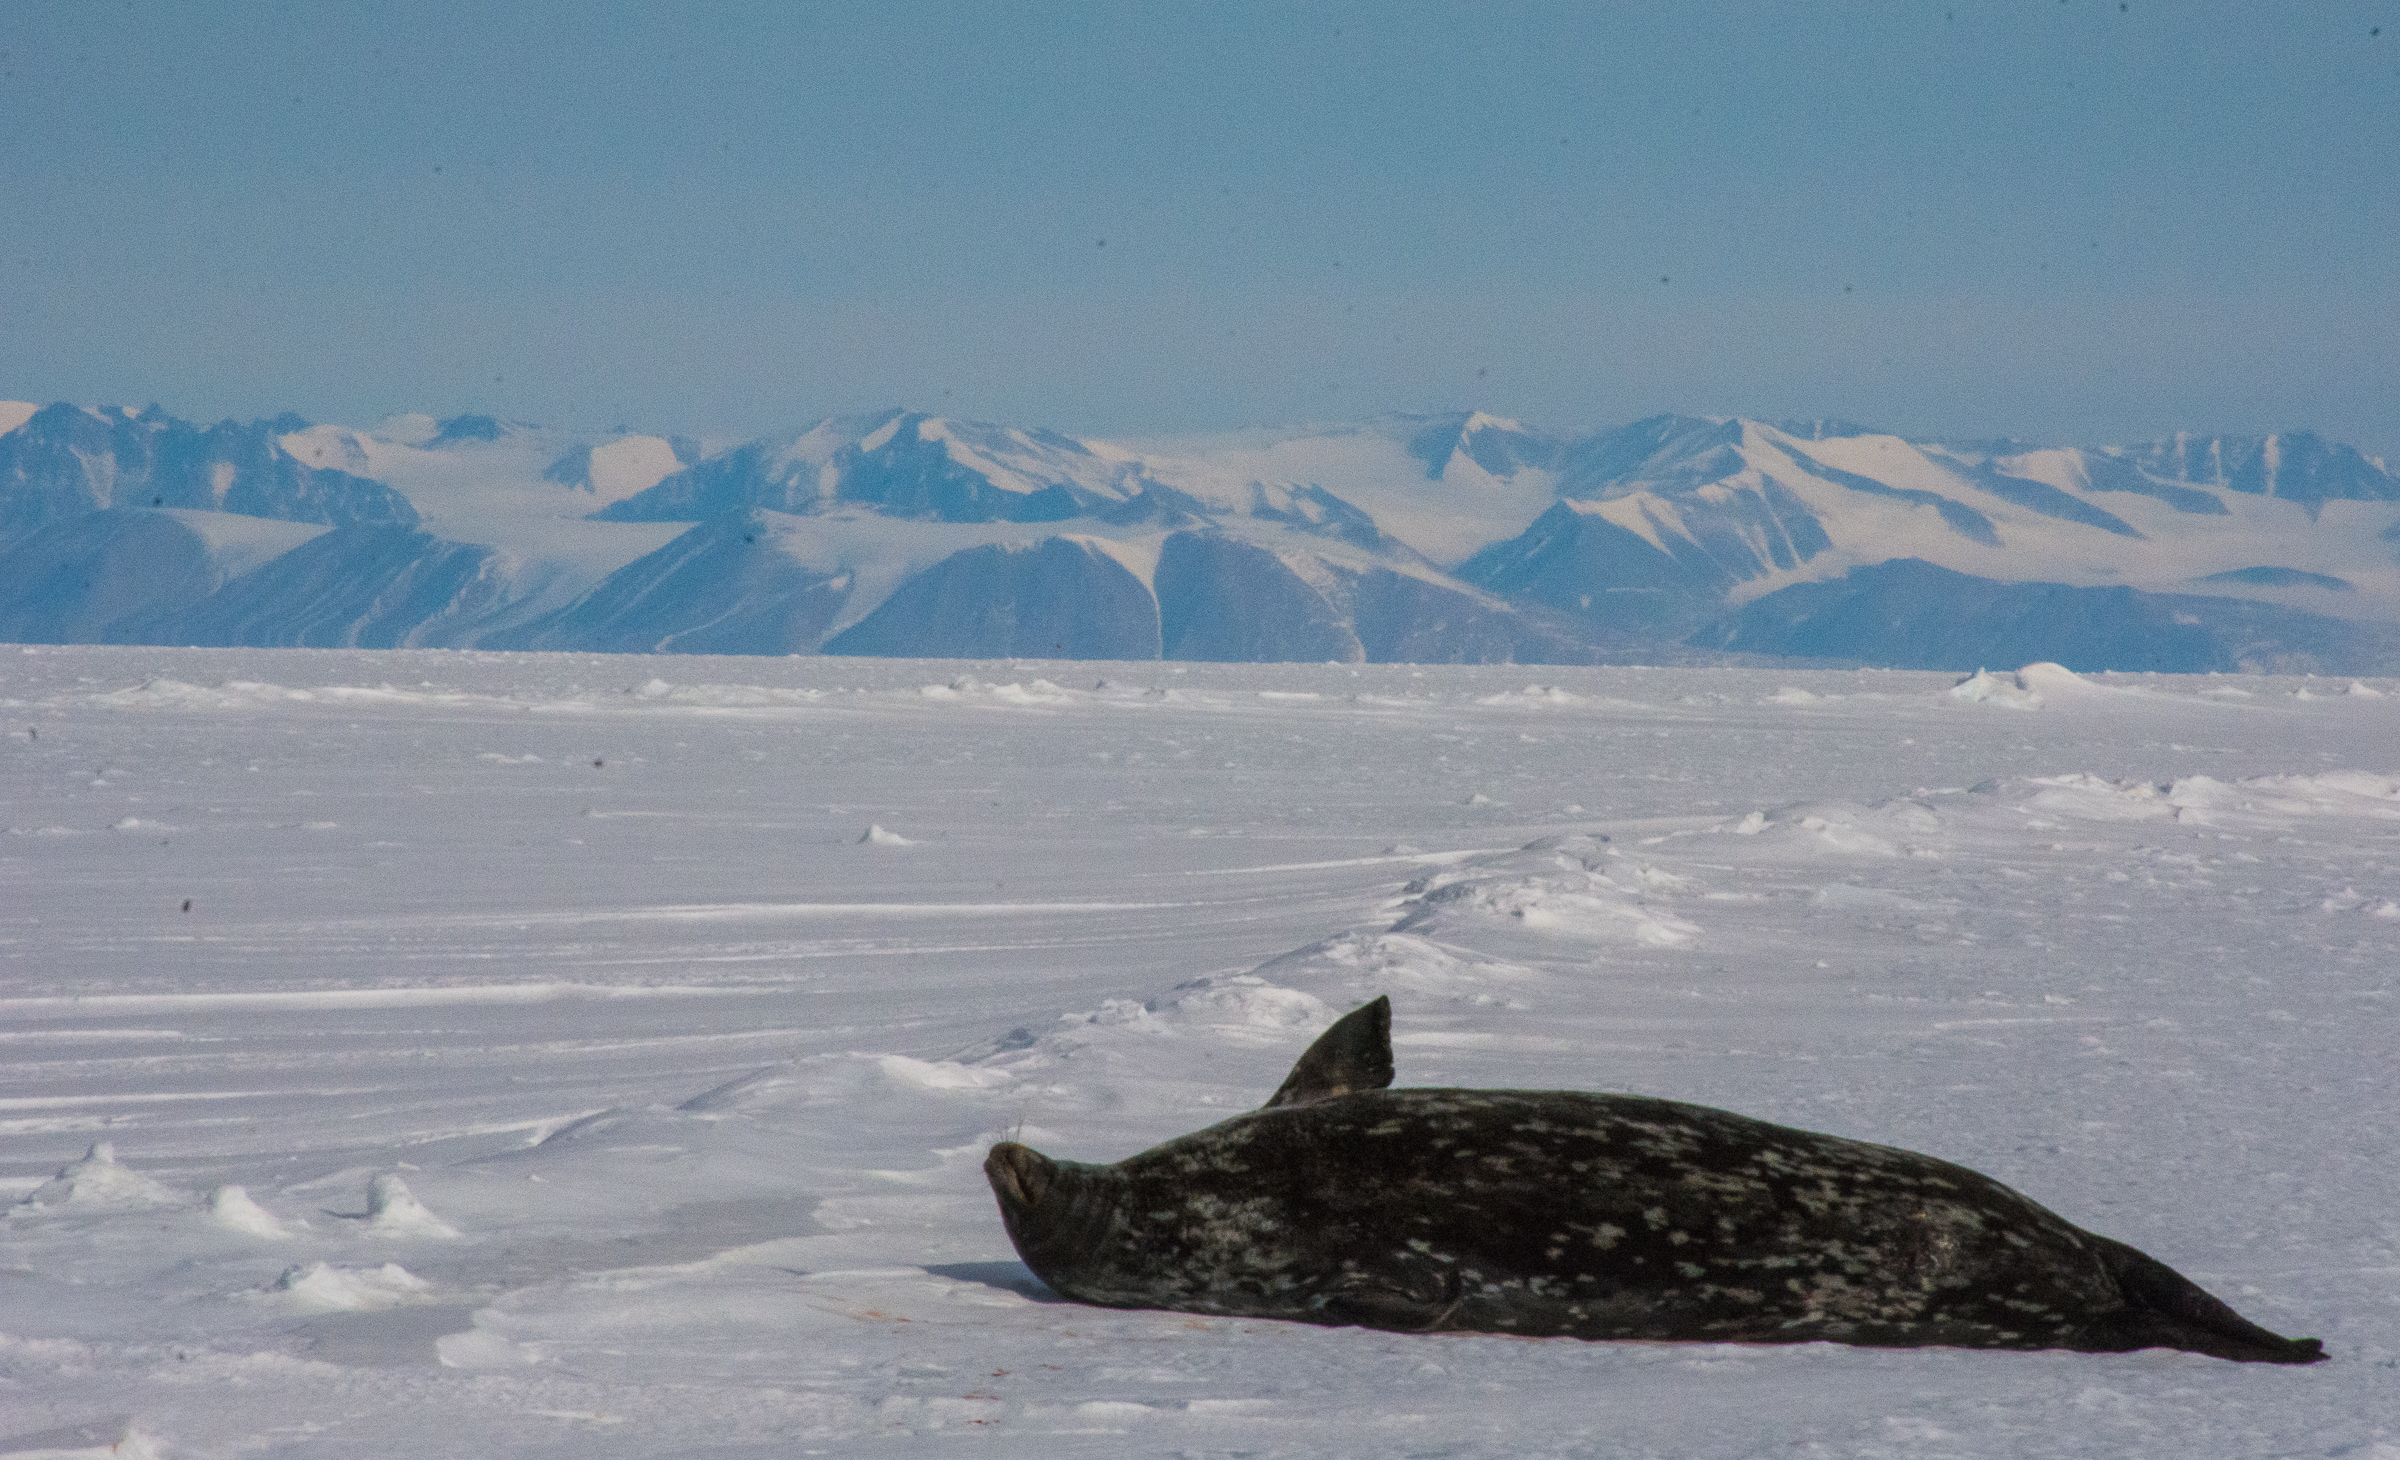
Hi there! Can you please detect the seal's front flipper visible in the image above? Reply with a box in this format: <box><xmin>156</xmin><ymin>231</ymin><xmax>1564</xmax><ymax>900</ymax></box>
<box><xmin>1264</xmin><ymin>995</ymin><xmax>1393</xmax><ymax>1109</ymax></box>
<box><xmin>1314</xmin><ymin>1259</ymin><xmax>1462</xmax><ymax>1332</ymax></box>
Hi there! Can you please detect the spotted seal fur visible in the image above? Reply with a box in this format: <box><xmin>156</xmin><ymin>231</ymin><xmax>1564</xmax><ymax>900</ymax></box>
<box><xmin>986</xmin><ymin>996</ymin><xmax>2323</xmax><ymax>1362</ymax></box>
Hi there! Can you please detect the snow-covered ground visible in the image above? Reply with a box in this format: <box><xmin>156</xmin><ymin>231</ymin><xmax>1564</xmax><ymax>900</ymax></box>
<box><xmin>2</xmin><ymin>647</ymin><xmax>2395</xmax><ymax>1458</ymax></box>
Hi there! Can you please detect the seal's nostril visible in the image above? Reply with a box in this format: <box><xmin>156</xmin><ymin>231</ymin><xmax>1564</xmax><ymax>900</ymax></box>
<box><xmin>986</xmin><ymin>1142</ymin><xmax>1056</xmax><ymax>1208</ymax></box>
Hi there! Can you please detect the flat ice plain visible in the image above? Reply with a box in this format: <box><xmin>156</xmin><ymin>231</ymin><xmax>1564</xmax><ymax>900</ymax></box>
<box><xmin>2</xmin><ymin>646</ymin><xmax>2395</xmax><ymax>1458</ymax></box>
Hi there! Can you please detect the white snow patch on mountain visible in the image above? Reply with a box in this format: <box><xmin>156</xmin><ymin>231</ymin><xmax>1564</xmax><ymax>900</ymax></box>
<box><xmin>1126</xmin><ymin>417</ymin><xmax>1562</xmax><ymax>566</ymax></box>
<box><xmin>157</xmin><ymin>507</ymin><xmax>332</xmax><ymax>573</ymax></box>
<box><xmin>582</xmin><ymin>436</ymin><xmax>684</xmax><ymax>503</ymax></box>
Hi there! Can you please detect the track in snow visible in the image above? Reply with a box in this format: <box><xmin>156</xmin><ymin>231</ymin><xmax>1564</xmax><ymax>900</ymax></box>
<box><xmin>2</xmin><ymin>648</ymin><xmax>2395</xmax><ymax>1457</ymax></box>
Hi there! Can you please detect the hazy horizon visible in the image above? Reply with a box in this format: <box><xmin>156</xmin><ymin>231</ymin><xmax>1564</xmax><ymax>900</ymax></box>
<box><xmin>6</xmin><ymin>2</ymin><xmax>2395</xmax><ymax>458</ymax></box>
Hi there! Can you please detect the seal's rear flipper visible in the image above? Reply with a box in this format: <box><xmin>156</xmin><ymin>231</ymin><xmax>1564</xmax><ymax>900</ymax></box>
<box><xmin>2086</xmin><ymin>1233</ymin><xmax>2327</xmax><ymax>1364</ymax></box>
<box><xmin>1264</xmin><ymin>996</ymin><xmax>1393</xmax><ymax>1109</ymax></box>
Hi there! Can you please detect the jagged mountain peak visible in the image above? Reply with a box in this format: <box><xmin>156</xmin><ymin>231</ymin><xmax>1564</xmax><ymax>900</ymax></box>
<box><xmin>1402</xmin><ymin>410</ymin><xmax>1562</xmax><ymax>482</ymax></box>
<box><xmin>360</xmin><ymin>412</ymin><xmax>540</xmax><ymax>449</ymax></box>
<box><xmin>0</xmin><ymin>401</ymin><xmax>415</xmax><ymax>541</ymax></box>
<box><xmin>541</xmin><ymin>434</ymin><xmax>702</xmax><ymax>504</ymax></box>
<box><xmin>1554</xmin><ymin>414</ymin><xmax>1752</xmax><ymax>499</ymax></box>
<box><xmin>425</xmin><ymin>413</ymin><xmax>541</xmax><ymax>448</ymax></box>
<box><xmin>74</xmin><ymin>402</ymin><xmax>170</xmax><ymax>427</ymax></box>
<box><xmin>596</xmin><ymin>406</ymin><xmax>1141</xmax><ymax>526</ymax></box>
<box><xmin>14</xmin><ymin>401</ymin><xmax>185</xmax><ymax>441</ymax></box>
<box><xmin>2111</xmin><ymin>430</ymin><xmax>2400</xmax><ymax>510</ymax></box>
<box><xmin>7</xmin><ymin>395</ymin><xmax>2399</xmax><ymax>672</ymax></box>
<box><xmin>875</xmin><ymin>410</ymin><xmax>1098</xmax><ymax>461</ymax></box>
<box><xmin>1773</xmin><ymin>417</ymin><xmax>1883</xmax><ymax>442</ymax></box>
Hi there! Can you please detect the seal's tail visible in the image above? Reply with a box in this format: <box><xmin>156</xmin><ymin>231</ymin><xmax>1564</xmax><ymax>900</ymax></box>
<box><xmin>2087</xmin><ymin>1234</ymin><xmax>2326</xmax><ymax>1364</ymax></box>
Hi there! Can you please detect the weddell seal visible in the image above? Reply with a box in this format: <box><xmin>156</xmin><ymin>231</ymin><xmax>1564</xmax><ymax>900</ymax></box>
<box><xmin>985</xmin><ymin>996</ymin><xmax>2324</xmax><ymax>1363</ymax></box>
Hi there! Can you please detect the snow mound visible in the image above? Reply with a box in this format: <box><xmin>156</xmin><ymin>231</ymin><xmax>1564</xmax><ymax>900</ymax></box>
<box><xmin>1153</xmin><ymin>974</ymin><xmax>1336</xmax><ymax>1043</ymax></box>
<box><xmin>14</xmin><ymin>1143</ymin><xmax>185</xmax><ymax>1212</ymax></box>
<box><xmin>1809</xmin><ymin>883</ymin><xmax>1946</xmax><ymax>914</ymax></box>
<box><xmin>2346</xmin><ymin>681</ymin><xmax>2386</xmax><ymax>698</ymax></box>
<box><xmin>1476</xmin><ymin>684</ymin><xmax>1586</xmax><ymax>707</ymax></box>
<box><xmin>206</xmin><ymin>1185</ymin><xmax>291</xmax><ymax>1238</ymax></box>
<box><xmin>0</xmin><ymin>1419</ymin><xmax>163</xmax><ymax>1460</ymax></box>
<box><xmin>2013</xmin><ymin>772</ymin><xmax>2189</xmax><ymax>822</ymax></box>
<box><xmin>1249</xmin><ymin>930</ymin><xmax>1532</xmax><ymax>1007</ymax></box>
<box><xmin>626</xmin><ymin>680</ymin><xmax>826</xmax><ymax>708</ymax></box>
<box><xmin>1767</xmin><ymin>686</ymin><xmax>1835</xmax><ymax>705</ymax></box>
<box><xmin>2013</xmin><ymin>771</ymin><xmax>2400</xmax><ymax>829</ymax></box>
<box><xmin>76</xmin><ymin>677</ymin><xmax>488</xmax><ymax>713</ymax></box>
<box><xmin>971</xmin><ymin>974</ymin><xmax>1341</xmax><ymax>1072</ymax></box>
<box><xmin>1948</xmin><ymin>663</ymin><xmax>2088</xmax><ymax>708</ymax></box>
<box><xmin>857</xmin><ymin>823</ymin><xmax>915</xmax><ymax>846</ymax></box>
<box><xmin>365</xmin><ymin>1174</ymin><xmax>460</xmax><ymax>1238</ymax></box>
<box><xmin>674</xmin><ymin>1067</ymin><xmax>799</xmax><ymax>1114</ymax></box>
<box><xmin>272</xmin><ymin>1260</ymin><xmax>430</xmax><ymax>1313</ymax></box>
<box><xmin>1088</xmin><ymin>678</ymin><xmax>1178</xmax><ymax>702</ymax></box>
<box><xmin>873</xmin><ymin>1053</ymin><xmax>1016</xmax><ymax>1091</ymax></box>
<box><xmin>1391</xmin><ymin>833</ymin><xmax>1700</xmax><ymax>947</ymax></box>
<box><xmin>88</xmin><ymin>676</ymin><xmax>293</xmax><ymax>711</ymax></box>
<box><xmin>69</xmin><ymin>674</ymin><xmax>859</xmax><ymax>718</ymax></box>
<box><xmin>522</xmin><ymin>1107</ymin><xmax>632</xmax><ymax>1147</ymax></box>
<box><xmin>916</xmin><ymin>676</ymin><xmax>1076</xmax><ymax>705</ymax></box>
<box><xmin>2319</xmin><ymin>887</ymin><xmax>2378</xmax><ymax>914</ymax></box>
<box><xmin>691</xmin><ymin>1046</ymin><xmax>1029</xmax><ymax>1116</ymax></box>
<box><xmin>1716</xmin><ymin>798</ymin><xmax>1946</xmax><ymax>857</ymax></box>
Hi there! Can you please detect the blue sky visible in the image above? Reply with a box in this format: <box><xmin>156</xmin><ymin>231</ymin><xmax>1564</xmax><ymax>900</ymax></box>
<box><xmin>4</xmin><ymin>2</ymin><xmax>2395</xmax><ymax>453</ymax></box>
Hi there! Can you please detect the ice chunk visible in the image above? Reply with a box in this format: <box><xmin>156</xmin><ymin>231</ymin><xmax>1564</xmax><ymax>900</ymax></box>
<box><xmin>273</xmin><ymin>1260</ymin><xmax>430</xmax><ymax>1313</ymax></box>
<box><xmin>1950</xmin><ymin>666</ymin><xmax>2044</xmax><ymax>708</ymax></box>
<box><xmin>365</xmin><ymin>1174</ymin><xmax>460</xmax><ymax>1239</ymax></box>
<box><xmin>206</xmin><ymin>1184</ymin><xmax>290</xmax><ymax>1238</ymax></box>
<box><xmin>15</xmin><ymin>1142</ymin><xmax>184</xmax><ymax>1211</ymax></box>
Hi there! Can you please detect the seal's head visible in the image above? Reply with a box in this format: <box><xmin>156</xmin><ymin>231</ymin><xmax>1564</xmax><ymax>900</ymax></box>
<box><xmin>984</xmin><ymin>1141</ymin><xmax>1056</xmax><ymax>1215</ymax></box>
<box><xmin>984</xmin><ymin>1140</ymin><xmax>1123</xmax><ymax>1294</ymax></box>
<box><xmin>984</xmin><ymin>999</ymin><xmax>1396</xmax><ymax>1302</ymax></box>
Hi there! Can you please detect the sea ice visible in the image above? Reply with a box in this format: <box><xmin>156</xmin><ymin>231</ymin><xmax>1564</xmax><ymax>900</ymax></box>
<box><xmin>1</xmin><ymin>647</ymin><xmax>2392</xmax><ymax>1458</ymax></box>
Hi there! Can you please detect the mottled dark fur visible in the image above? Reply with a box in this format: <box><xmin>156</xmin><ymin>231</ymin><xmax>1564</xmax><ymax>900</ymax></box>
<box><xmin>987</xmin><ymin>996</ymin><xmax>2323</xmax><ymax>1363</ymax></box>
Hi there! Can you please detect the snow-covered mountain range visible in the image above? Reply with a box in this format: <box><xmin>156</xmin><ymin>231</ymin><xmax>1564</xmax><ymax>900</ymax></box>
<box><xmin>5</xmin><ymin>398</ymin><xmax>2397</xmax><ymax>671</ymax></box>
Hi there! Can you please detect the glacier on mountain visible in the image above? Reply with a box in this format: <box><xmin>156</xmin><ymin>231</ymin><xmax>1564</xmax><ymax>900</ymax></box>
<box><xmin>0</xmin><ymin>403</ymin><xmax>416</xmax><ymax>536</ymax></box>
<box><xmin>3</xmin><ymin>398</ymin><xmax>2397</xmax><ymax>670</ymax></box>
